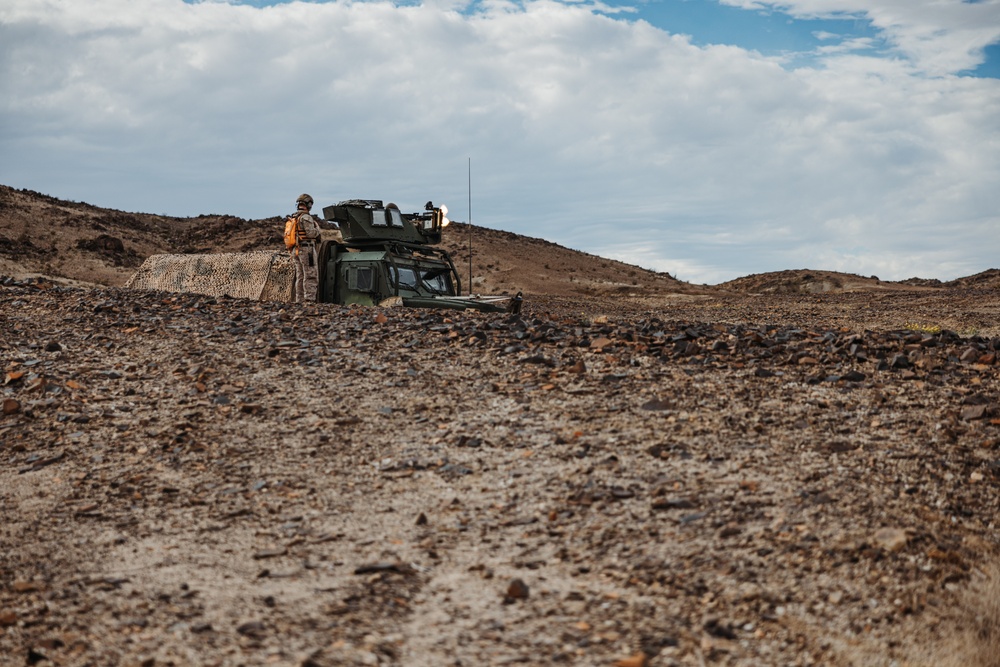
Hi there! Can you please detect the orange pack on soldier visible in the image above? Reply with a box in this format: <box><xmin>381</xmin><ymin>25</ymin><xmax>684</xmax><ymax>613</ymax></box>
<box><xmin>286</xmin><ymin>193</ymin><xmax>322</xmax><ymax>302</ymax></box>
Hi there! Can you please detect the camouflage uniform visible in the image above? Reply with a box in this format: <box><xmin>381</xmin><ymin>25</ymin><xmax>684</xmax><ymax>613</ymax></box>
<box><xmin>289</xmin><ymin>204</ymin><xmax>322</xmax><ymax>303</ymax></box>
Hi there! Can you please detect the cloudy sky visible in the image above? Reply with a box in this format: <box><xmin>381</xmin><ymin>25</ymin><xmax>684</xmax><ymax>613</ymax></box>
<box><xmin>2</xmin><ymin>0</ymin><xmax>998</xmax><ymax>284</ymax></box>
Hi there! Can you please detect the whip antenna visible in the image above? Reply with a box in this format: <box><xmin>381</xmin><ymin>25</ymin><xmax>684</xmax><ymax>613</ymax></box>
<box><xmin>468</xmin><ymin>157</ymin><xmax>472</xmax><ymax>295</ymax></box>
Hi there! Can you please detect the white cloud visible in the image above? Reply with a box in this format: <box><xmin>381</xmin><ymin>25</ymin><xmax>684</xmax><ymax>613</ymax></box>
<box><xmin>814</xmin><ymin>36</ymin><xmax>874</xmax><ymax>54</ymax></box>
<box><xmin>720</xmin><ymin>0</ymin><xmax>1000</xmax><ymax>75</ymax></box>
<box><xmin>0</xmin><ymin>0</ymin><xmax>998</xmax><ymax>284</ymax></box>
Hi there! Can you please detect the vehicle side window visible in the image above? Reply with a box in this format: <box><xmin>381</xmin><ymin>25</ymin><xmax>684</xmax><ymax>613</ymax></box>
<box><xmin>371</xmin><ymin>209</ymin><xmax>387</xmax><ymax>227</ymax></box>
<box><xmin>388</xmin><ymin>208</ymin><xmax>403</xmax><ymax>227</ymax></box>
<box><xmin>349</xmin><ymin>266</ymin><xmax>374</xmax><ymax>291</ymax></box>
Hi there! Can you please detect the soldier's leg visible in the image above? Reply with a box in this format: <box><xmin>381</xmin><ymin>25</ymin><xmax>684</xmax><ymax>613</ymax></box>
<box><xmin>292</xmin><ymin>252</ymin><xmax>305</xmax><ymax>303</ymax></box>
<box><xmin>303</xmin><ymin>246</ymin><xmax>319</xmax><ymax>302</ymax></box>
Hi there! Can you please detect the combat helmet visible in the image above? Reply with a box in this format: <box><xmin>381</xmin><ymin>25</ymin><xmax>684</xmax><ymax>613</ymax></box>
<box><xmin>296</xmin><ymin>193</ymin><xmax>314</xmax><ymax>208</ymax></box>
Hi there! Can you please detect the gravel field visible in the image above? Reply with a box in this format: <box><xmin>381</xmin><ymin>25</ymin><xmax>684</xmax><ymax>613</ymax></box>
<box><xmin>2</xmin><ymin>280</ymin><xmax>999</xmax><ymax>666</ymax></box>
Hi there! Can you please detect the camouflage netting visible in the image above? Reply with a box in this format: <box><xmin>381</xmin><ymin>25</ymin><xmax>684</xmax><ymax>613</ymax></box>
<box><xmin>125</xmin><ymin>251</ymin><xmax>294</xmax><ymax>302</ymax></box>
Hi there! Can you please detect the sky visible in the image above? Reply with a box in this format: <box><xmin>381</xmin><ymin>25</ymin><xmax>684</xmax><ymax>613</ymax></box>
<box><xmin>1</xmin><ymin>0</ymin><xmax>999</xmax><ymax>284</ymax></box>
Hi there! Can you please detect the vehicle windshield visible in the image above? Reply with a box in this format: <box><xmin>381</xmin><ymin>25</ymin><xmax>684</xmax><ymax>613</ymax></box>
<box><xmin>393</xmin><ymin>265</ymin><xmax>452</xmax><ymax>294</ymax></box>
<box><xmin>420</xmin><ymin>268</ymin><xmax>451</xmax><ymax>293</ymax></box>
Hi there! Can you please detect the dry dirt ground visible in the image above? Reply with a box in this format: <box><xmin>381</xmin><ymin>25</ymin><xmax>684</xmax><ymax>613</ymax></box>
<box><xmin>3</xmin><ymin>280</ymin><xmax>1000</xmax><ymax>667</ymax></box>
<box><xmin>2</xmin><ymin>185</ymin><xmax>1000</xmax><ymax>667</ymax></box>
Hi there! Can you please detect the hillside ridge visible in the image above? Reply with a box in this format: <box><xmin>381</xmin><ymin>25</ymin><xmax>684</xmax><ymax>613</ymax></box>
<box><xmin>2</xmin><ymin>184</ymin><xmax>997</xmax><ymax>296</ymax></box>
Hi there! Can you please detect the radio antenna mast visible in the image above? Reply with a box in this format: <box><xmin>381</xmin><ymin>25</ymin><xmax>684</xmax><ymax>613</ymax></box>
<box><xmin>467</xmin><ymin>157</ymin><xmax>472</xmax><ymax>296</ymax></box>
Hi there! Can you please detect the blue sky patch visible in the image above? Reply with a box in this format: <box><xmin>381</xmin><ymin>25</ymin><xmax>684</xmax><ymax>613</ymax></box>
<box><xmin>622</xmin><ymin>0</ymin><xmax>882</xmax><ymax>56</ymax></box>
<box><xmin>964</xmin><ymin>41</ymin><xmax>1000</xmax><ymax>78</ymax></box>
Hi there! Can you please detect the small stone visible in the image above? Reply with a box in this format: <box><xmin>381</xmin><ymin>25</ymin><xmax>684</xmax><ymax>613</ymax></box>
<box><xmin>960</xmin><ymin>347</ymin><xmax>980</xmax><ymax>363</ymax></box>
<box><xmin>2</xmin><ymin>398</ymin><xmax>20</xmax><ymax>415</ymax></box>
<box><xmin>26</xmin><ymin>649</ymin><xmax>48</xmax><ymax>665</ymax></box>
<box><xmin>961</xmin><ymin>405</ymin><xmax>987</xmax><ymax>421</ymax></box>
<box><xmin>590</xmin><ymin>337</ymin><xmax>613</xmax><ymax>349</ymax></box>
<box><xmin>353</xmin><ymin>562</ymin><xmax>414</xmax><ymax>575</ymax></box>
<box><xmin>0</xmin><ymin>611</ymin><xmax>16</xmax><ymax>626</ymax></box>
<box><xmin>613</xmin><ymin>653</ymin><xmax>649</xmax><ymax>667</ymax></box>
<box><xmin>25</xmin><ymin>377</ymin><xmax>47</xmax><ymax>392</ymax></box>
<box><xmin>252</xmin><ymin>548</ymin><xmax>286</xmax><ymax>560</ymax></box>
<box><xmin>45</xmin><ymin>341</ymin><xmax>62</xmax><ymax>352</ymax></box>
<box><xmin>890</xmin><ymin>354</ymin><xmax>910</xmax><ymax>369</ymax></box>
<box><xmin>646</xmin><ymin>444</ymin><xmax>670</xmax><ymax>459</ymax></box>
<box><xmin>703</xmin><ymin>618</ymin><xmax>737</xmax><ymax>640</ymax></box>
<box><xmin>12</xmin><ymin>581</ymin><xmax>41</xmax><ymax>593</ymax></box>
<box><xmin>873</xmin><ymin>527</ymin><xmax>908</xmax><ymax>552</ymax></box>
<box><xmin>505</xmin><ymin>578</ymin><xmax>530</xmax><ymax>600</ymax></box>
<box><xmin>651</xmin><ymin>498</ymin><xmax>695</xmax><ymax>511</ymax></box>
<box><xmin>236</xmin><ymin>621</ymin><xmax>266</xmax><ymax>637</ymax></box>
<box><xmin>4</xmin><ymin>370</ymin><xmax>25</xmax><ymax>384</ymax></box>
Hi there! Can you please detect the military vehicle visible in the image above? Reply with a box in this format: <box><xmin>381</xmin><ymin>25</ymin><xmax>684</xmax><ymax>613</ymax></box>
<box><xmin>126</xmin><ymin>199</ymin><xmax>522</xmax><ymax>313</ymax></box>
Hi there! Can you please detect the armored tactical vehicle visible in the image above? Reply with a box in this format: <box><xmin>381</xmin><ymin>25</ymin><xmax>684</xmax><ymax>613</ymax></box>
<box><xmin>316</xmin><ymin>199</ymin><xmax>519</xmax><ymax>312</ymax></box>
<box><xmin>125</xmin><ymin>199</ymin><xmax>522</xmax><ymax>314</ymax></box>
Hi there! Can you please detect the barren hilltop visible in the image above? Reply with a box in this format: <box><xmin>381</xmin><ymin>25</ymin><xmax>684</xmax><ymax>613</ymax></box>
<box><xmin>0</xmin><ymin>184</ymin><xmax>696</xmax><ymax>300</ymax></box>
<box><xmin>2</xmin><ymin>184</ymin><xmax>999</xmax><ymax>666</ymax></box>
<box><xmin>3</xmin><ymin>183</ymin><xmax>999</xmax><ymax>300</ymax></box>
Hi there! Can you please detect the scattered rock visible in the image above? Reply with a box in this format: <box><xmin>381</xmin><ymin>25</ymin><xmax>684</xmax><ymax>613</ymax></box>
<box><xmin>873</xmin><ymin>528</ymin><xmax>909</xmax><ymax>553</ymax></box>
<box><xmin>1</xmin><ymin>273</ymin><xmax>999</xmax><ymax>667</ymax></box>
<box><xmin>961</xmin><ymin>404</ymin><xmax>988</xmax><ymax>421</ymax></box>
<box><xmin>353</xmin><ymin>562</ymin><xmax>415</xmax><ymax>576</ymax></box>
<box><xmin>640</xmin><ymin>398</ymin><xmax>672</xmax><ymax>411</ymax></box>
<box><xmin>505</xmin><ymin>578</ymin><xmax>530</xmax><ymax>601</ymax></box>
<box><xmin>236</xmin><ymin>621</ymin><xmax>266</xmax><ymax>638</ymax></box>
<box><xmin>613</xmin><ymin>653</ymin><xmax>649</xmax><ymax>667</ymax></box>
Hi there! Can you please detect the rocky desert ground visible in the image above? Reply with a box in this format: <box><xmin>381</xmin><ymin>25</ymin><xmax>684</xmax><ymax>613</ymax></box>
<box><xmin>2</xmin><ymin>185</ymin><xmax>1000</xmax><ymax>667</ymax></box>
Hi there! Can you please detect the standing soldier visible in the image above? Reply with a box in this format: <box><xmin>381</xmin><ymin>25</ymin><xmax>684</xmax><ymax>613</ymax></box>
<box><xmin>286</xmin><ymin>193</ymin><xmax>322</xmax><ymax>302</ymax></box>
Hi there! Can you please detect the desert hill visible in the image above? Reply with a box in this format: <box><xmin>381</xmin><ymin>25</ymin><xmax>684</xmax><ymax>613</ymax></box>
<box><xmin>718</xmin><ymin>268</ymin><xmax>1000</xmax><ymax>294</ymax></box>
<box><xmin>0</xmin><ymin>185</ymin><xmax>278</xmax><ymax>287</ymax></box>
<box><xmin>0</xmin><ymin>185</ymin><xmax>697</xmax><ymax>299</ymax></box>
<box><xmin>6</xmin><ymin>184</ymin><xmax>997</xmax><ymax>300</ymax></box>
<box><xmin>719</xmin><ymin>269</ymin><xmax>908</xmax><ymax>294</ymax></box>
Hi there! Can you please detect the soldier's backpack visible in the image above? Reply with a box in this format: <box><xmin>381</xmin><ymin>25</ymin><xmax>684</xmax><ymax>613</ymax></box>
<box><xmin>283</xmin><ymin>213</ymin><xmax>300</xmax><ymax>250</ymax></box>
